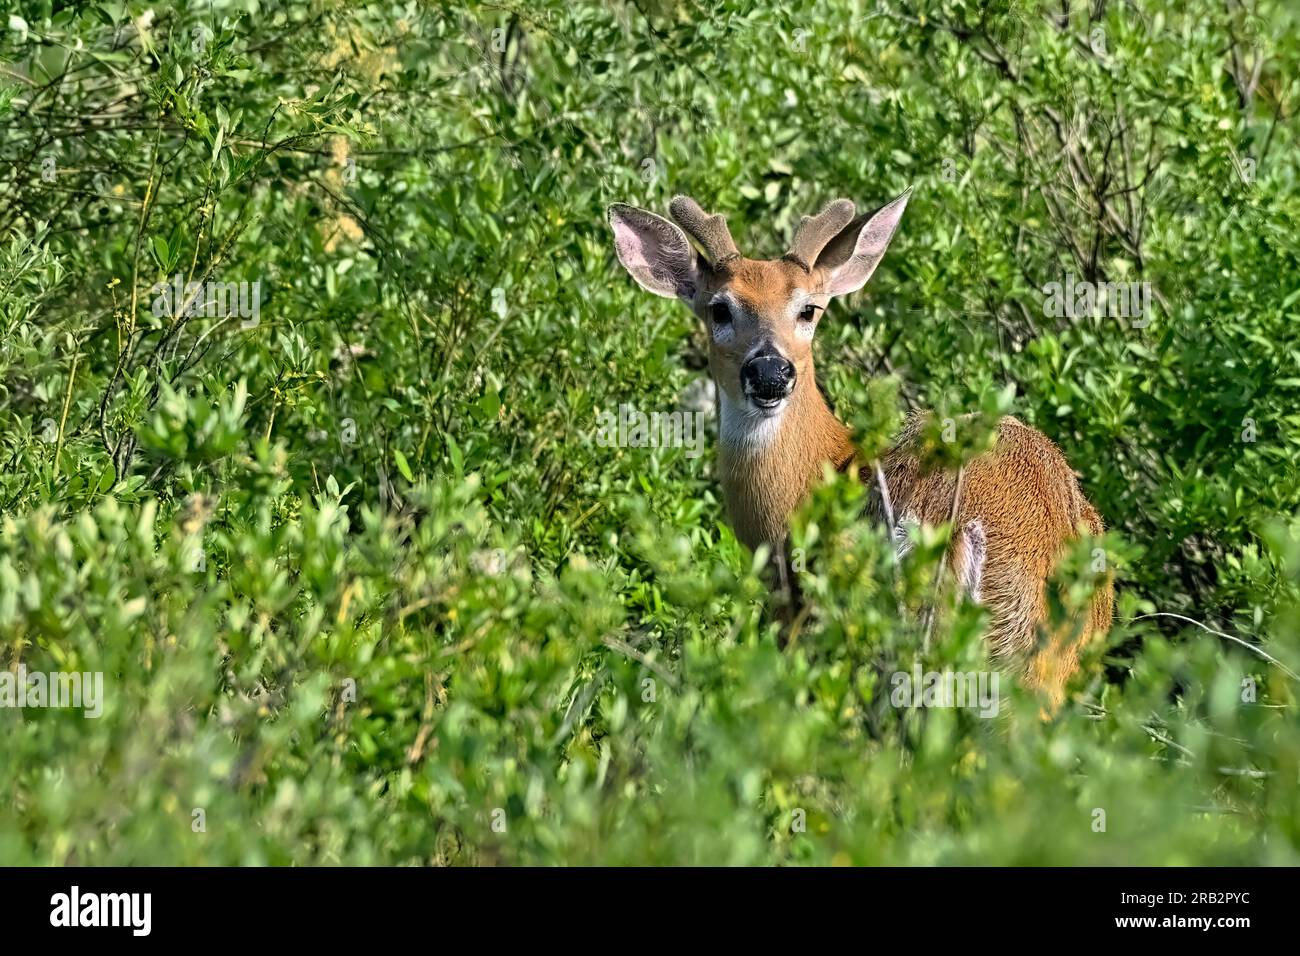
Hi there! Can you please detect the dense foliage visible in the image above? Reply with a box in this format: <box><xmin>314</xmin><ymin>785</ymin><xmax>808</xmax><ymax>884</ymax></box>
<box><xmin>1</xmin><ymin>0</ymin><xmax>1298</xmax><ymax>865</ymax></box>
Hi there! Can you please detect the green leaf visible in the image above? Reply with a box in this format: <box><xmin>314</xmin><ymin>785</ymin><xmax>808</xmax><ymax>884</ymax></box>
<box><xmin>393</xmin><ymin>449</ymin><xmax>414</xmax><ymax>483</ymax></box>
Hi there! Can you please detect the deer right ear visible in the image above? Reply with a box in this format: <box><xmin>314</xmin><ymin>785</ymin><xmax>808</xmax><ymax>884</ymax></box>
<box><xmin>608</xmin><ymin>203</ymin><xmax>699</xmax><ymax>302</ymax></box>
<box><xmin>815</xmin><ymin>187</ymin><xmax>912</xmax><ymax>297</ymax></box>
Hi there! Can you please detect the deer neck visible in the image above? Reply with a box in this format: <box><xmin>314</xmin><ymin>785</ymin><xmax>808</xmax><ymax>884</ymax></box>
<box><xmin>715</xmin><ymin>371</ymin><xmax>855</xmax><ymax>551</ymax></box>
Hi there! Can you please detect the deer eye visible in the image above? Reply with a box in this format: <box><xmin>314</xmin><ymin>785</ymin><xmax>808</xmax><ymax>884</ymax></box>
<box><xmin>710</xmin><ymin>302</ymin><xmax>732</xmax><ymax>325</ymax></box>
<box><xmin>798</xmin><ymin>304</ymin><xmax>818</xmax><ymax>323</ymax></box>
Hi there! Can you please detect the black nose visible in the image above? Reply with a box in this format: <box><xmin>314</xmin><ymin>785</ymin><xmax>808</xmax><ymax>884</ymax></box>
<box><xmin>741</xmin><ymin>352</ymin><xmax>796</xmax><ymax>403</ymax></box>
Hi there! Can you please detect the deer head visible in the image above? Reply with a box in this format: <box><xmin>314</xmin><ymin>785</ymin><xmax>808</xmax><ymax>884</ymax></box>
<box><xmin>607</xmin><ymin>189</ymin><xmax>912</xmax><ymax>435</ymax></box>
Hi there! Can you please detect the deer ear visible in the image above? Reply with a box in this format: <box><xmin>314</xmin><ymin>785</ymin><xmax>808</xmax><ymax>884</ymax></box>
<box><xmin>608</xmin><ymin>203</ymin><xmax>699</xmax><ymax>302</ymax></box>
<box><xmin>816</xmin><ymin>187</ymin><xmax>912</xmax><ymax>297</ymax></box>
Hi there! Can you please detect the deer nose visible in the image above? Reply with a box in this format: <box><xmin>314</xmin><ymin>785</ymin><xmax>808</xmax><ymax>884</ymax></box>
<box><xmin>740</xmin><ymin>350</ymin><xmax>795</xmax><ymax>404</ymax></box>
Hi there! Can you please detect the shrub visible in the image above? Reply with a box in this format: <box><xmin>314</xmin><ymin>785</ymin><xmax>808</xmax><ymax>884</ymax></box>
<box><xmin>0</xmin><ymin>0</ymin><xmax>1297</xmax><ymax>865</ymax></box>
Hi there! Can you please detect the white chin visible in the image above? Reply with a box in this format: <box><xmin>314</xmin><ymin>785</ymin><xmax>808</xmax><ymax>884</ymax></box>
<box><xmin>747</xmin><ymin>396</ymin><xmax>787</xmax><ymax>417</ymax></box>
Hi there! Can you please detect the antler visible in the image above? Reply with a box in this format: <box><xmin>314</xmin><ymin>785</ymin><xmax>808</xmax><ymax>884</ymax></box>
<box><xmin>783</xmin><ymin>198</ymin><xmax>856</xmax><ymax>271</ymax></box>
<box><xmin>669</xmin><ymin>196</ymin><xmax>741</xmax><ymax>266</ymax></box>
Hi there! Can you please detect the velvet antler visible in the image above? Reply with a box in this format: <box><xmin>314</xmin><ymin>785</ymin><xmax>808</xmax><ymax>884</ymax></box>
<box><xmin>669</xmin><ymin>196</ymin><xmax>741</xmax><ymax>267</ymax></box>
<box><xmin>783</xmin><ymin>198</ymin><xmax>857</xmax><ymax>272</ymax></box>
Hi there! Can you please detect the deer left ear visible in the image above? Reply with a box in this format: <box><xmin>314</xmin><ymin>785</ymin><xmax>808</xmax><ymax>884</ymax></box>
<box><xmin>608</xmin><ymin>203</ymin><xmax>699</xmax><ymax>302</ymax></box>
<box><xmin>816</xmin><ymin>187</ymin><xmax>912</xmax><ymax>297</ymax></box>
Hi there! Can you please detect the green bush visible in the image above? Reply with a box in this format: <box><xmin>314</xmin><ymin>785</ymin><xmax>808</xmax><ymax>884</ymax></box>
<box><xmin>0</xmin><ymin>0</ymin><xmax>1297</xmax><ymax>864</ymax></box>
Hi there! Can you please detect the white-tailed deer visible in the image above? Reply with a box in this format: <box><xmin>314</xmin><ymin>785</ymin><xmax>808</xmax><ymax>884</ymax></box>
<box><xmin>608</xmin><ymin>190</ymin><xmax>1113</xmax><ymax>707</ymax></box>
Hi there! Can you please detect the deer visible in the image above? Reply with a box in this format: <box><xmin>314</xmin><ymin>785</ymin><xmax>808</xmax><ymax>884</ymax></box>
<box><xmin>607</xmin><ymin>189</ymin><xmax>1114</xmax><ymax>709</ymax></box>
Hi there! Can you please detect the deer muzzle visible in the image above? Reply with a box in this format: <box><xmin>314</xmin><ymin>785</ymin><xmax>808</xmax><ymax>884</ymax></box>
<box><xmin>741</xmin><ymin>349</ymin><xmax>795</xmax><ymax>409</ymax></box>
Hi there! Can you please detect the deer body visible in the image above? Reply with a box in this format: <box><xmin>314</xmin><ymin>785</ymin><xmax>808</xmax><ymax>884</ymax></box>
<box><xmin>880</xmin><ymin>412</ymin><xmax>1112</xmax><ymax>705</ymax></box>
<box><xmin>609</xmin><ymin>190</ymin><xmax>1113</xmax><ymax>706</ymax></box>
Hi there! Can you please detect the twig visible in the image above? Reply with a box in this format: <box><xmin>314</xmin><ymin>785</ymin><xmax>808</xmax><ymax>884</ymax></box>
<box><xmin>873</xmin><ymin>460</ymin><xmax>897</xmax><ymax>540</ymax></box>
<box><xmin>1143</xmin><ymin>723</ymin><xmax>1193</xmax><ymax>758</ymax></box>
<box><xmin>923</xmin><ymin>466</ymin><xmax>967</xmax><ymax>651</ymax></box>
<box><xmin>52</xmin><ymin>338</ymin><xmax>81</xmax><ymax>480</ymax></box>
<box><xmin>602</xmin><ymin>634</ymin><xmax>680</xmax><ymax>690</ymax></box>
<box><xmin>1132</xmin><ymin>612</ymin><xmax>1299</xmax><ymax>681</ymax></box>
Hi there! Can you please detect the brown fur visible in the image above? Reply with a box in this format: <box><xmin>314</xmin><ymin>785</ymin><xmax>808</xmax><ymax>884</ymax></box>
<box><xmin>876</xmin><ymin>413</ymin><xmax>1114</xmax><ymax>708</ymax></box>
